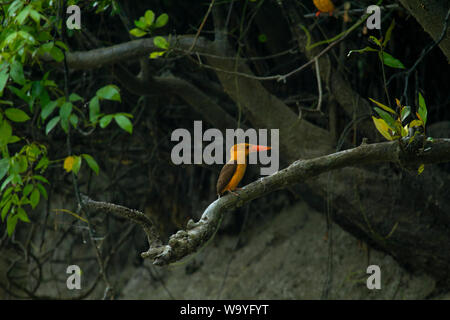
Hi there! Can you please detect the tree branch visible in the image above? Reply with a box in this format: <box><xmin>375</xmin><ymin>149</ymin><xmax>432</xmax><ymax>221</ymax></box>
<box><xmin>85</xmin><ymin>137</ymin><xmax>450</xmax><ymax>266</ymax></box>
<box><xmin>64</xmin><ymin>35</ymin><xmax>210</xmax><ymax>70</ymax></box>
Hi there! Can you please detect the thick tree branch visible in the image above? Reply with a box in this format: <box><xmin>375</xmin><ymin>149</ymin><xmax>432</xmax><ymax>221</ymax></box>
<box><xmin>87</xmin><ymin>137</ymin><xmax>450</xmax><ymax>266</ymax></box>
<box><xmin>64</xmin><ymin>35</ymin><xmax>210</xmax><ymax>70</ymax></box>
<box><xmin>112</xmin><ymin>65</ymin><xmax>237</xmax><ymax>132</ymax></box>
<box><xmin>397</xmin><ymin>0</ymin><xmax>450</xmax><ymax>62</ymax></box>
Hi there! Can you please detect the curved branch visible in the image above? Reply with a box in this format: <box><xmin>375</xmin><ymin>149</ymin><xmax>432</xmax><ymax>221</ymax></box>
<box><xmin>80</xmin><ymin>195</ymin><xmax>162</xmax><ymax>250</ymax></box>
<box><xmin>65</xmin><ymin>35</ymin><xmax>210</xmax><ymax>70</ymax></box>
<box><xmin>112</xmin><ymin>65</ymin><xmax>237</xmax><ymax>131</ymax></box>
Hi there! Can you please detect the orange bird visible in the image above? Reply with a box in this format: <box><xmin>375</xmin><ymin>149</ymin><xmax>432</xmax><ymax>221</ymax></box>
<box><xmin>216</xmin><ymin>143</ymin><xmax>271</xmax><ymax>197</ymax></box>
<box><xmin>313</xmin><ymin>0</ymin><xmax>335</xmax><ymax>17</ymax></box>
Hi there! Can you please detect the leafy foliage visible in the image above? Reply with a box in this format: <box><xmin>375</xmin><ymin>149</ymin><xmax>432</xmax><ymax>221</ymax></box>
<box><xmin>370</xmin><ymin>96</ymin><xmax>429</xmax><ymax>175</ymax></box>
<box><xmin>0</xmin><ymin>0</ymin><xmax>134</xmax><ymax>236</ymax></box>
<box><xmin>348</xmin><ymin>20</ymin><xmax>405</xmax><ymax>69</ymax></box>
<box><xmin>128</xmin><ymin>10</ymin><xmax>170</xmax><ymax>59</ymax></box>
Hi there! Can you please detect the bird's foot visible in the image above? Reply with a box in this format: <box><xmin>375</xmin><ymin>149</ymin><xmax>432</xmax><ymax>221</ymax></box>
<box><xmin>229</xmin><ymin>189</ymin><xmax>242</xmax><ymax>197</ymax></box>
<box><xmin>315</xmin><ymin>11</ymin><xmax>322</xmax><ymax>17</ymax></box>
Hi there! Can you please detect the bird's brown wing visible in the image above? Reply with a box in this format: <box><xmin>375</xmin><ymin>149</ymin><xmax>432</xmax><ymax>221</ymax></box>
<box><xmin>216</xmin><ymin>162</ymin><xmax>237</xmax><ymax>195</ymax></box>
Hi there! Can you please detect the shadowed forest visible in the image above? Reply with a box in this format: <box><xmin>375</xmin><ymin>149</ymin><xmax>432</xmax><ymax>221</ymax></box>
<box><xmin>0</xmin><ymin>0</ymin><xmax>449</xmax><ymax>300</ymax></box>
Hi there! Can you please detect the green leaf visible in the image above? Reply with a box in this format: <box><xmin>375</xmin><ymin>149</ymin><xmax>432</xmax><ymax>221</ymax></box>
<box><xmin>0</xmin><ymin>66</ymin><xmax>9</xmax><ymax>95</ymax></box>
<box><xmin>45</xmin><ymin>116</ymin><xmax>60</xmax><ymax>135</ymax></box>
<box><xmin>418</xmin><ymin>92</ymin><xmax>427</xmax><ymax>126</ymax></box>
<box><xmin>17</xmin><ymin>155</ymin><xmax>27</xmax><ymax>173</ymax></box>
<box><xmin>258</xmin><ymin>34</ymin><xmax>268</xmax><ymax>43</ymax></box>
<box><xmin>60</xmin><ymin>102</ymin><xmax>73</xmax><ymax>121</ymax></box>
<box><xmin>35</xmin><ymin>183</ymin><xmax>47</xmax><ymax>200</ymax></box>
<box><xmin>70</xmin><ymin>114</ymin><xmax>78</xmax><ymax>127</ymax></box>
<box><xmin>40</xmin><ymin>41</ymin><xmax>54</xmax><ymax>53</ymax></box>
<box><xmin>89</xmin><ymin>96</ymin><xmax>100</xmax><ymax>122</ymax></box>
<box><xmin>1</xmin><ymin>175</ymin><xmax>14</xmax><ymax>192</ymax></box>
<box><xmin>130</xmin><ymin>28</ymin><xmax>147</xmax><ymax>37</ymax></box>
<box><xmin>60</xmin><ymin>102</ymin><xmax>72</xmax><ymax>132</ymax></box>
<box><xmin>374</xmin><ymin>107</ymin><xmax>396</xmax><ymax>131</ymax></box>
<box><xmin>8</xmin><ymin>136</ymin><xmax>20</xmax><ymax>144</ymax></box>
<box><xmin>0</xmin><ymin>120</ymin><xmax>12</xmax><ymax>147</ymax></box>
<box><xmin>69</xmin><ymin>93</ymin><xmax>83</xmax><ymax>102</ymax></box>
<box><xmin>72</xmin><ymin>156</ymin><xmax>82</xmax><ymax>175</ymax></box>
<box><xmin>99</xmin><ymin>114</ymin><xmax>113</xmax><ymax>128</ymax></box>
<box><xmin>82</xmin><ymin>154</ymin><xmax>99</xmax><ymax>175</ymax></box>
<box><xmin>114</xmin><ymin>115</ymin><xmax>133</xmax><ymax>134</ymax></box>
<box><xmin>134</xmin><ymin>19</ymin><xmax>146</xmax><ymax>29</ymax></box>
<box><xmin>382</xmin><ymin>52</ymin><xmax>405</xmax><ymax>69</ymax></box>
<box><xmin>35</xmin><ymin>157</ymin><xmax>49</xmax><ymax>171</ymax></box>
<box><xmin>150</xmin><ymin>51</ymin><xmax>166</xmax><ymax>59</ymax></box>
<box><xmin>7</xmin><ymin>214</ymin><xmax>18</xmax><ymax>236</ymax></box>
<box><xmin>30</xmin><ymin>188</ymin><xmax>40</xmax><ymax>209</ymax></box>
<box><xmin>0</xmin><ymin>100</ymin><xmax>13</xmax><ymax>106</ymax></box>
<box><xmin>383</xmin><ymin>19</ymin><xmax>395</xmax><ymax>48</ymax></box>
<box><xmin>41</xmin><ymin>100</ymin><xmax>58</xmax><ymax>120</ymax></box>
<box><xmin>144</xmin><ymin>10</ymin><xmax>155</xmax><ymax>26</ymax></box>
<box><xmin>96</xmin><ymin>85</ymin><xmax>121</xmax><ymax>101</ymax></box>
<box><xmin>23</xmin><ymin>184</ymin><xmax>33</xmax><ymax>197</ymax></box>
<box><xmin>154</xmin><ymin>36</ymin><xmax>169</xmax><ymax>50</ymax></box>
<box><xmin>16</xmin><ymin>6</ymin><xmax>30</xmax><ymax>24</ymax></box>
<box><xmin>369</xmin><ymin>98</ymin><xmax>396</xmax><ymax>114</ymax></box>
<box><xmin>8</xmin><ymin>86</ymin><xmax>30</xmax><ymax>103</ymax></box>
<box><xmin>369</xmin><ymin>36</ymin><xmax>382</xmax><ymax>47</ymax></box>
<box><xmin>32</xmin><ymin>175</ymin><xmax>49</xmax><ymax>184</ymax></box>
<box><xmin>29</xmin><ymin>9</ymin><xmax>41</xmax><ymax>24</ymax></box>
<box><xmin>1</xmin><ymin>200</ymin><xmax>11</xmax><ymax>222</ymax></box>
<box><xmin>372</xmin><ymin>116</ymin><xmax>393</xmax><ymax>141</ymax></box>
<box><xmin>0</xmin><ymin>158</ymin><xmax>9</xmax><ymax>181</ymax></box>
<box><xmin>401</xmin><ymin>106</ymin><xmax>411</xmax><ymax>122</ymax></box>
<box><xmin>50</xmin><ymin>46</ymin><xmax>64</xmax><ymax>62</ymax></box>
<box><xmin>55</xmin><ymin>41</ymin><xmax>69</xmax><ymax>51</ymax></box>
<box><xmin>5</xmin><ymin>108</ymin><xmax>30</xmax><ymax>122</ymax></box>
<box><xmin>17</xmin><ymin>207</ymin><xmax>30</xmax><ymax>222</ymax></box>
<box><xmin>154</xmin><ymin>13</ymin><xmax>169</xmax><ymax>28</ymax></box>
<box><xmin>417</xmin><ymin>164</ymin><xmax>425</xmax><ymax>175</ymax></box>
<box><xmin>10</xmin><ymin>60</ymin><xmax>26</xmax><ymax>85</ymax></box>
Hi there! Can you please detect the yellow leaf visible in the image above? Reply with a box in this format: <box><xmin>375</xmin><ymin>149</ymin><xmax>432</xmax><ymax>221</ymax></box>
<box><xmin>417</xmin><ymin>164</ymin><xmax>424</xmax><ymax>175</ymax></box>
<box><xmin>64</xmin><ymin>156</ymin><xmax>75</xmax><ymax>172</ymax></box>
<box><xmin>416</xmin><ymin>112</ymin><xmax>423</xmax><ymax>123</ymax></box>
<box><xmin>372</xmin><ymin>116</ymin><xmax>393</xmax><ymax>140</ymax></box>
<box><xmin>369</xmin><ymin>98</ymin><xmax>396</xmax><ymax>114</ymax></box>
<box><xmin>395</xmin><ymin>98</ymin><xmax>402</xmax><ymax>108</ymax></box>
<box><xmin>409</xmin><ymin>120</ymin><xmax>423</xmax><ymax>128</ymax></box>
<box><xmin>401</xmin><ymin>124</ymin><xmax>409</xmax><ymax>137</ymax></box>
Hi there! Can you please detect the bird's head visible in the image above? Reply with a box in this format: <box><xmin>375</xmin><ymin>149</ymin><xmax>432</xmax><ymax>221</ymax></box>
<box><xmin>229</xmin><ymin>143</ymin><xmax>271</xmax><ymax>162</ymax></box>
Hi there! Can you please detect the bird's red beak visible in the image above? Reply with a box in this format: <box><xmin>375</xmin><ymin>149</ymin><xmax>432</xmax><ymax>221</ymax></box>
<box><xmin>249</xmin><ymin>145</ymin><xmax>271</xmax><ymax>153</ymax></box>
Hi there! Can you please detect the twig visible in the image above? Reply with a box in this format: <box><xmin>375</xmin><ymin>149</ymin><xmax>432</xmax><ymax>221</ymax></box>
<box><xmin>386</xmin><ymin>8</ymin><xmax>450</xmax><ymax>105</ymax></box>
<box><xmin>314</xmin><ymin>57</ymin><xmax>323</xmax><ymax>112</ymax></box>
<box><xmin>187</xmin><ymin>0</ymin><xmax>216</xmax><ymax>54</ymax></box>
<box><xmin>303</xmin><ymin>4</ymin><xmax>400</xmax><ymax>18</ymax></box>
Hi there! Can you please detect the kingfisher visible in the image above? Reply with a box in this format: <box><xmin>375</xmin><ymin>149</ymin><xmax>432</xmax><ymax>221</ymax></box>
<box><xmin>216</xmin><ymin>143</ymin><xmax>271</xmax><ymax>197</ymax></box>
